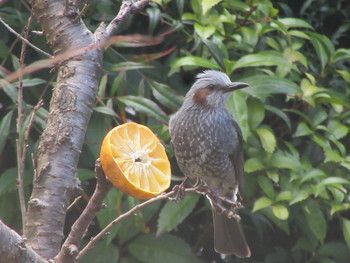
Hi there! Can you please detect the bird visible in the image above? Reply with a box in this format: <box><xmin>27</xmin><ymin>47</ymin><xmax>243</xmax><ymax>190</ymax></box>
<box><xmin>169</xmin><ymin>70</ymin><xmax>251</xmax><ymax>257</ymax></box>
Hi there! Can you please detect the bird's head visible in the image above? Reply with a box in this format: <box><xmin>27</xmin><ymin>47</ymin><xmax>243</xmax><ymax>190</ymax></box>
<box><xmin>184</xmin><ymin>70</ymin><xmax>248</xmax><ymax>110</ymax></box>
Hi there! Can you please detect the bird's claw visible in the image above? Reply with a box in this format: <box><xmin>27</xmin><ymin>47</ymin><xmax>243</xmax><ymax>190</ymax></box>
<box><xmin>169</xmin><ymin>183</ymin><xmax>186</xmax><ymax>201</ymax></box>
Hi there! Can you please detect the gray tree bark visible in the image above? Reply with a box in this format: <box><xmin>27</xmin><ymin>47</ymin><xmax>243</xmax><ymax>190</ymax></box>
<box><xmin>23</xmin><ymin>0</ymin><xmax>103</xmax><ymax>258</ymax></box>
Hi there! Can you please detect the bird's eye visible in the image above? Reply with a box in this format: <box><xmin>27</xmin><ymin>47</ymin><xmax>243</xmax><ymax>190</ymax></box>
<box><xmin>208</xmin><ymin>84</ymin><xmax>215</xmax><ymax>90</ymax></box>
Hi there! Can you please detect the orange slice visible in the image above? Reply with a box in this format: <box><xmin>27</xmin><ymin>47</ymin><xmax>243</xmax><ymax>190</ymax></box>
<box><xmin>100</xmin><ymin>123</ymin><xmax>171</xmax><ymax>199</ymax></box>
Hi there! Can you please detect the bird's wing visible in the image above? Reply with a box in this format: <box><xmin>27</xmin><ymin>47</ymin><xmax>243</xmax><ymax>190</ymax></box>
<box><xmin>229</xmin><ymin>119</ymin><xmax>244</xmax><ymax>197</ymax></box>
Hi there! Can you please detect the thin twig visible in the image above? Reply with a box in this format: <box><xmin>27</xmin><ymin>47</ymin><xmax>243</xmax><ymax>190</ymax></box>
<box><xmin>73</xmin><ymin>0</ymin><xmax>90</xmax><ymax>23</ymax></box>
<box><xmin>0</xmin><ymin>17</ymin><xmax>52</xmax><ymax>57</ymax></box>
<box><xmin>75</xmin><ymin>186</ymin><xmax>200</xmax><ymax>262</ymax></box>
<box><xmin>67</xmin><ymin>196</ymin><xmax>83</xmax><ymax>211</ymax></box>
<box><xmin>16</xmin><ymin>15</ymin><xmax>33</xmax><ymax>232</ymax></box>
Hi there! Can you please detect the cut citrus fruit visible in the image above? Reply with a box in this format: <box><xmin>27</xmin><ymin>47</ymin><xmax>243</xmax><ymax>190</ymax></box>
<box><xmin>100</xmin><ymin>123</ymin><xmax>171</xmax><ymax>199</ymax></box>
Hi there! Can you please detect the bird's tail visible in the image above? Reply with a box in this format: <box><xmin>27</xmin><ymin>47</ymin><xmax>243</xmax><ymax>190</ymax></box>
<box><xmin>212</xmin><ymin>209</ymin><xmax>251</xmax><ymax>257</ymax></box>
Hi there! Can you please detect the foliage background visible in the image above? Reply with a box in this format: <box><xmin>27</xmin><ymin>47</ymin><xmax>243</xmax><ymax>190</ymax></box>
<box><xmin>1</xmin><ymin>0</ymin><xmax>350</xmax><ymax>262</ymax></box>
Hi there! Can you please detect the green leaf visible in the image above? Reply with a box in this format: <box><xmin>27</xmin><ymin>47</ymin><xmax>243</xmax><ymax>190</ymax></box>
<box><xmin>265</xmin><ymin>105</ymin><xmax>291</xmax><ymax>130</ymax></box>
<box><xmin>261</xmin><ymin>207</ymin><xmax>290</xmax><ymax>234</ymax></box>
<box><xmin>118</xmin><ymin>96</ymin><xmax>168</xmax><ymax>123</ymax></box>
<box><xmin>157</xmin><ymin>193</ymin><xmax>200</xmax><ymax>234</ymax></box>
<box><xmin>290</xmin><ymin>190</ymin><xmax>309</xmax><ymax>205</ymax></box>
<box><xmin>170</xmin><ymin>56</ymin><xmax>220</xmax><ymax>74</ymax></box>
<box><xmin>258</xmin><ymin>176</ymin><xmax>275</xmax><ymax>199</ymax></box>
<box><xmin>317</xmin><ymin>242</ymin><xmax>350</xmax><ymax>261</ymax></box>
<box><xmin>300</xmin><ymin>169</ymin><xmax>327</xmax><ymax>184</ymax></box>
<box><xmin>240</xmin><ymin>75</ymin><xmax>300</xmax><ymax>100</ymax></box>
<box><xmin>202</xmin><ymin>39</ymin><xmax>226</xmax><ymax>68</ymax></box>
<box><xmin>0</xmin><ymin>168</ymin><xmax>32</xmax><ymax>196</ymax></box>
<box><xmin>233</xmin><ymin>51</ymin><xmax>292</xmax><ymax>71</ymax></box>
<box><xmin>278</xmin><ymin>18</ymin><xmax>314</xmax><ymax>30</ymax></box>
<box><xmin>0</xmin><ymin>41</ymin><xmax>9</xmax><ymax>58</ymax></box>
<box><xmin>226</xmin><ymin>91</ymin><xmax>250</xmax><ymax>140</ymax></box>
<box><xmin>343</xmin><ymin>218</ymin><xmax>350</xmax><ymax>250</ymax></box>
<box><xmin>308</xmin><ymin>32</ymin><xmax>334</xmax><ymax>69</ymax></box>
<box><xmin>328</xmin><ymin>119</ymin><xmax>348</xmax><ymax>139</ymax></box>
<box><xmin>227</xmin><ymin>0</ymin><xmax>250</xmax><ymax>12</ymax></box>
<box><xmin>270</xmin><ymin>151</ymin><xmax>300</xmax><ymax>171</ymax></box>
<box><xmin>2</xmin><ymin>81</ymin><xmax>18</xmax><ymax>103</ymax></box>
<box><xmin>252</xmin><ymin>197</ymin><xmax>273</xmax><ymax>212</ymax></box>
<box><xmin>288</xmin><ymin>30</ymin><xmax>311</xmax><ymax>39</ymax></box>
<box><xmin>110</xmin><ymin>62</ymin><xmax>154</xmax><ymax>71</ymax></box>
<box><xmin>256</xmin><ymin>127</ymin><xmax>276</xmax><ymax>153</ymax></box>
<box><xmin>337</xmin><ymin>70</ymin><xmax>350</xmax><ymax>84</ymax></box>
<box><xmin>79</xmin><ymin>241</ymin><xmax>119</xmax><ymax>263</ymax></box>
<box><xmin>97</xmin><ymin>189</ymin><xmax>123</xmax><ymax>245</ymax></box>
<box><xmin>293</xmin><ymin>122</ymin><xmax>313</xmax><ymax>137</ymax></box>
<box><xmin>247</xmin><ymin>98</ymin><xmax>265</xmax><ymax>129</ymax></box>
<box><xmin>245</xmin><ymin>158</ymin><xmax>265</xmax><ymax>173</ymax></box>
<box><xmin>317</xmin><ymin>177</ymin><xmax>350</xmax><ymax>188</ymax></box>
<box><xmin>78</xmin><ymin>169</ymin><xmax>95</xmax><ymax>181</ymax></box>
<box><xmin>201</xmin><ymin>0</ymin><xmax>222</xmax><ymax>15</ymax></box>
<box><xmin>272</xmin><ymin>205</ymin><xmax>289</xmax><ymax>220</ymax></box>
<box><xmin>194</xmin><ymin>23</ymin><xmax>216</xmax><ymax>39</ymax></box>
<box><xmin>128</xmin><ymin>234</ymin><xmax>204</xmax><ymax>263</ymax></box>
<box><xmin>304</xmin><ymin>200</ymin><xmax>327</xmax><ymax>242</ymax></box>
<box><xmin>94</xmin><ymin>106</ymin><xmax>118</xmax><ymax>117</ymax></box>
<box><xmin>148</xmin><ymin>80</ymin><xmax>183</xmax><ymax>110</ymax></box>
<box><xmin>112</xmin><ymin>72</ymin><xmax>127</xmax><ymax>96</ymax></box>
<box><xmin>0</xmin><ymin>110</ymin><xmax>13</xmax><ymax>154</ymax></box>
<box><xmin>98</xmin><ymin>74</ymin><xmax>108</xmax><ymax>98</ymax></box>
<box><xmin>276</xmin><ymin>191</ymin><xmax>293</xmax><ymax>202</ymax></box>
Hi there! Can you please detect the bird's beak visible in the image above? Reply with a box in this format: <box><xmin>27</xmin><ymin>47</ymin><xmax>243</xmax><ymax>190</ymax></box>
<box><xmin>225</xmin><ymin>82</ymin><xmax>249</xmax><ymax>92</ymax></box>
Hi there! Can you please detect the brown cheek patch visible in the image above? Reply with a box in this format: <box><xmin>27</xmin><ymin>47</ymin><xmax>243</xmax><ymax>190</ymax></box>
<box><xmin>193</xmin><ymin>88</ymin><xmax>212</xmax><ymax>109</ymax></box>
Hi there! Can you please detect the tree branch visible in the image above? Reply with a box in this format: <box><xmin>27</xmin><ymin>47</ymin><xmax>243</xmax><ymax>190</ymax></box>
<box><xmin>75</xmin><ymin>186</ymin><xmax>201</xmax><ymax>262</ymax></box>
<box><xmin>105</xmin><ymin>0</ymin><xmax>150</xmax><ymax>38</ymax></box>
<box><xmin>55</xmin><ymin>159</ymin><xmax>112</xmax><ymax>263</ymax></box>
<box><xmin>0</xmin><ymin>220</ymin><xmax>47</xmax><ymax>263</ymax></box>
<box><xmin>16</xmin><ymin>15</ymin><xmax>33</xmax><ymax>232</ymax></box>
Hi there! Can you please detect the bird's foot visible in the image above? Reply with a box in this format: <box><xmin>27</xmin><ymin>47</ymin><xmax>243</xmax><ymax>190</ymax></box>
<box><xmin>169</xmin><ymin>178</ymin><xmax>188</xmax><ymax>200</ymax></box>
<box><xmin>217</xmin><ymin>196</ymin><xmax>242</xmax><ymax>209</ymax></box>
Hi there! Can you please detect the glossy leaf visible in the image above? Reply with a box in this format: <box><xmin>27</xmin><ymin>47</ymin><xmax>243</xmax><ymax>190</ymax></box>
<box><xmin>233</xmin><ymin>51</ymin><xmax>292</xmax><ymax>71</ymax></box>
<box><xmin>343</xmin><ymin>218</ymin><xmax>350</xmax><ymax>250</ymax></box>
<box><xmin>94</xmin><ymin>106</ymin><xmax>118</xmax><ymax>117</ymax></box>
<box><xmin>240</xmin><ymin>75</ymin><xmax>300</xmax><ymax>100</ymax></box>
<box><xmin>227</xmin><ymin>91</ymin><xmax>250</xmax><ymax>140</ymax></box>
<box><xmin>128</xmin><ymin>234</ymin><xmax>204</xmax><ymax>263</ymax></box>
<box><xmin>118</xmin><ymin>96</ymin><xmax>169</xmax><ymax>123</ymax></box>
<box><xmin>110</xmin><ymin>62</ymin><xmax>154</xmax><ymax>71</ymax></box>
<box><xmin>278</xmin><ymin>18</ymin><xmax>314</xmax><ymax>29</ymax></box>
<box><xmin>252</xmin><ymin>197</ymin><xmax>273</xmax><ymax>212</ymax></box>
<box><xmin>170</xmin><ymin>56</ymin><xmax>220</xmax><ymax>74</ymax></box>
<box><xmin>0</xmin><ymin>110</ymin><xmax>13</xmax><ymax>154</ymax></box>
<box><xmin>256</xmin><ymin>127</ymin><xmax>276</xmax><ymax>153</ymax></box>
<box><xmin>201</xmin><ymin>0</ymin><xmax>222</xmax><ymax>15</ymax></box>
<box><xmin>157</xmin><ymin>193</ymin><xmax>200</xmax><ymax>234</ymax></box>
<box><xmin>272</xmin><ymin>205</ymin><xmax>289</xmax><ymax>220</ymax></box>
<box><xmin>148</xmin><ymin>80</ymin><xmax>183</xmax><ymax>110</ymax></box>
<box><xmin>304</xmin><ymin>200</ymin><xmax>327</xmax><ymax>242</ymax></box>
<box><xmin>245</xmin><ymin>158</ymin><xmax>265</xmax><ymax>173</ymax></box>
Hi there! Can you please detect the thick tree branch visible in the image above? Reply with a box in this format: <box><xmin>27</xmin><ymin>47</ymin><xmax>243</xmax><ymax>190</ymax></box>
<box><xmin>24</xmin><ymin>0</ymin><xmax>104</xmax><ymax>258</ymax></box>
<box><xmin>0</xmin><ymin>221</ymin><xmax>47</xmax><ymax>263</ymax></box>
<box><xmin>55</xmin><ymin>159</ymin><xmax>112</xmax><ymax>263</ymax></box>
